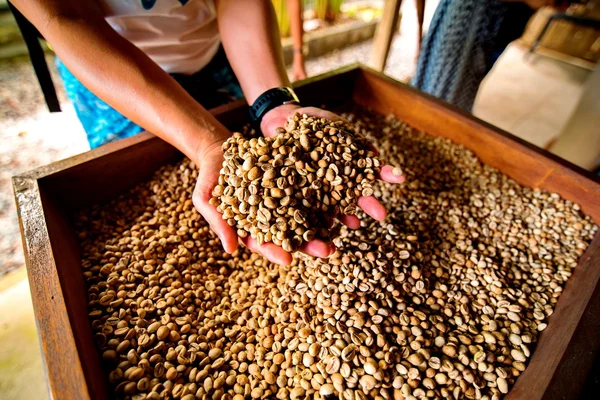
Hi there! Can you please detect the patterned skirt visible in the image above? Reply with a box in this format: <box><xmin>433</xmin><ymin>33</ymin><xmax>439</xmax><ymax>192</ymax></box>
<box><xmin>411</xmin><ymin>0</ymin><xmax>506</xmax><ymax>111</ymax></box>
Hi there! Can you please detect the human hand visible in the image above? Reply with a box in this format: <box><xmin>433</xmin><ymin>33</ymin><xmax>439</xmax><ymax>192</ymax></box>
<box><xmin>194</xmin><ymin>104</ymin><xmax>405</xmax><ymax>265</ymax></box>
<box><xmin>191</xmin><ymin>128</ymin><xmax>332</xmax><ymax>265</ymax></box>
<box><xmin>292</xmin><ymin>56</ymin><xmax>307</xmax><ymax>81</ymax></box>
<box><xmin>254</xmin><ymin>103</ymin><xmax>406</xmax><ymax>263</ymax></box>
<box><xmin>191</xmin><ymin>139</ymin><xmax>240</xmax><ymax>255</ymax></box>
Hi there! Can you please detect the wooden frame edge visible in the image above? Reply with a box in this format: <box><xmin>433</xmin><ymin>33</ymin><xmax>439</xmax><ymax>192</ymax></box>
<box><xmin>352</xmin><ymin>66</ymin><xmax>600</xmax><ymax>224</ymax></box>
<box><xmin>353</xmin><ymin>64</ymin><xmax>600</xmax><ymax>185</ymax></box>
<box><xmin>12</xmin><ymin>175</ymin><xmax>91</xmax><ymax>400</ymax></box>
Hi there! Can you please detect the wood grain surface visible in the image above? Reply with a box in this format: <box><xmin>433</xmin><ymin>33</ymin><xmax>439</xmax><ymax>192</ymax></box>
<box><xmin>507</xmin><ymin>232</ymin><xmax>600</xmax><ymax>399</ymax></box>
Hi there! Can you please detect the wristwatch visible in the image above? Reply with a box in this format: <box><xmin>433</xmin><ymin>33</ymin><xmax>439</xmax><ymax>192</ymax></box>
<box><xmin>249</xmin><ymin>87</ymin><xmax>300</xmax><ymax>128</ymax></box>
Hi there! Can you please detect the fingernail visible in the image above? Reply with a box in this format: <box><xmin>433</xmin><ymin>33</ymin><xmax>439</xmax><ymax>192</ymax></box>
<box><xmin>392</xmin><ymin>167</ymin><xmax>403</xmax><ymax>177</ymax></box>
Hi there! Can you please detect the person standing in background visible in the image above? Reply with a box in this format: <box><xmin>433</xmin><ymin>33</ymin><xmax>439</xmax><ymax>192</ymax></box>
<box><xmin>412</xmin><ymin>0</ymin><xmax>554</xmax><ymax>111</ymax></box>
<box><xmin>287</xmin><ymin>0</ymin><xmax>308</xmax><ymax>80</ymax></box>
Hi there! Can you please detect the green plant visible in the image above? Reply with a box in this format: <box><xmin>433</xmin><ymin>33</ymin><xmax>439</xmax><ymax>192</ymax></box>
<box><xmin>315</xmin><ymin>0</ymin><xmax>328</xmax><ymax>21</ymax></box>
<box><xmin>314</xmin><ymin>0</ymin><xmax>344</xmax><ymax>23</ymax></box>
<box><xmin>272</xmin><ymin>0</ymin><xmax>290</xmax><ymax>37</ymax></box>
<box><xmin>327</xmin><ymin>0</ymin><xmax>344</xmax><ymax>22</ymax></box>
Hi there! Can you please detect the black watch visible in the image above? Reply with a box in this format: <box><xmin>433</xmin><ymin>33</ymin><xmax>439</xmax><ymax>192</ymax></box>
<box><xmin>249</xmin><ymin>87</ymin><xmax>300</xmax><ymax>128</ymax></box>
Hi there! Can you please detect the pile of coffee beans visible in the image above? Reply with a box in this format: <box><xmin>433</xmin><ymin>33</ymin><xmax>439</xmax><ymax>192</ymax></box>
<box><xmin>77</xmin><ymin>106</ymin><xmax>597</xmax><ymax>400</ymax></box>
<box><xmin>210</xmin><ymin>114</ymin><xmax>385</xmax><ymax>251</ymax></box>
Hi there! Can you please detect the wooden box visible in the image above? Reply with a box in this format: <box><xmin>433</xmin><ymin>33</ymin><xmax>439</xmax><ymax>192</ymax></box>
<box><xmin>13</xmin><ymin>66</ymin><xmax>600</xmax><ymax>400</ymax></box>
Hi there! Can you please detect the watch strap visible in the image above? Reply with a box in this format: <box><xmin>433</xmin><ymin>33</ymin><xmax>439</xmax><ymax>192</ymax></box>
<box><xmin>249</xmin><ymin>87</ymin><xmax>299</xmax><ymax>127</ymax></box>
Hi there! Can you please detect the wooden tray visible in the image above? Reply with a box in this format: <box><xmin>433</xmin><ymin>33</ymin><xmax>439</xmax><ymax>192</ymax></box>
<box><xmin>13</xmin><ymin>65</ymin><xmax>600</xmax><ymax>400</ymax></box>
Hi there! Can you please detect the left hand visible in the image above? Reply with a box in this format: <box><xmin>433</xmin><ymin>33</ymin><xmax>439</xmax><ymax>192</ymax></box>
<box><xmin>239</xmin><ymin>103</ymin><xmax>405</xmax><ymax>264</ymax></box>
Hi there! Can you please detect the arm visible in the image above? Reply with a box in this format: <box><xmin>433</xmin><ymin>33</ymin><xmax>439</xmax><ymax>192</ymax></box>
<box><xmin>215</xmin><ymin>0</ymin><xmax>290</xmax><ymax>104</ymax></box>
<box><xmin>11</xmin><ymin>0</ymin><xmax>238</xmax><ymax>253</ymax></box>
<box><xmin>216</xmin><ymin>0</ymin><xmax>404</xmax><ymax>263</ymax></box>
<box><xmin>287</xmin><ymin>0</ymin><xmax>307</xmax><ymax>80</ymax></box>
<box><xmin>11</xmin><ymin>0</ymin><xmax>227</xmax><ymax>164</ymax></box>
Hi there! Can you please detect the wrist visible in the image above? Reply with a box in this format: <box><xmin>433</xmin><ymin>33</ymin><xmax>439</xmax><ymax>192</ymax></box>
<box><xmin>249</xmin><ymin>87</ymin><xmax>300</xmax><ymax>129</ymax></box>
<box><xmin>186</xmin><ymin>120</ymin><xmax>230</xmax><ymax>165</ymax></box>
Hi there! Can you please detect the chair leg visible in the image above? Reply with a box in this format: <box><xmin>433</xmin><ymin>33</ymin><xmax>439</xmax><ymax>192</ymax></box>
<box><xmin>8</xmin><ymin>1</ymin><xmax>61</xmax><ymax>112</ymax></box>
<box><xmin>416</xmin><ymin>0</ymin><xmax>425</xmax><ymax>56</ymax></box>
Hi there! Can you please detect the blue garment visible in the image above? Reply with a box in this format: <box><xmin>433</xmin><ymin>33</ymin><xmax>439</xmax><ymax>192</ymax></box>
<box><xmin>56</xmin><ymin>47</ymin><xmax>243</xmax><ymax>149</ymax></box>
<box><xmin>411</xmin><ymin>0</ymin><xmax>506</xmax><ymax>111</ymax></box>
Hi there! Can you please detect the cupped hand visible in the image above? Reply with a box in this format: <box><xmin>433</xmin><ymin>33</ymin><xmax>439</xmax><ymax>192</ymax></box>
<box><xmin>192</xmin><ymin>140</ymin><xmax>239</xmax><ymax>255</ymax></box>
<box><xmin>193</xmin><ymin>104</ymin><xmax>405</xmax><ymax>266</ymax></box>
<box><xmin>249</xmin><ymin>104</ymin><xmax>406</xmax><ymax>263</ymax></box>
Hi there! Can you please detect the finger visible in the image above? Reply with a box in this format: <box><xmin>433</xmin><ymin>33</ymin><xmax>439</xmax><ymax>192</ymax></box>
<box><xmin>339</xmin><ymin>214</ymin><xmax>361</xmax><ymax>229</ymax></box>
<box><xmin>261</xmin><ymin>104</ymin><xmax>301</xmax><ymax>138</ymax></box>
<box><xmin>358</xmin><ymin>196</ymin><xmax>387</xmax><ymax>221</ymax></box>
<box><xmin>378</xmin><ymin>165</ymin><xmax>405</xmax><ymax>184</ymax></box>
<box><xmin>262</xmin><ymin>116</ymin><xmax>287</xmax><ymax>138</ymax></box>
<box><xmin>241</xmin><ymin>236</ymin><xmax>293</xmax><ymax>265</ymax></box>
<box><xmin>300</xmin><ymin>239</ymin><xmax>333</xmax><ymax>258</ymax></box>
<box><xmin>193</xmin><ymin>185</ymin><xmax>238</xmax><ymax>254</ymax></box>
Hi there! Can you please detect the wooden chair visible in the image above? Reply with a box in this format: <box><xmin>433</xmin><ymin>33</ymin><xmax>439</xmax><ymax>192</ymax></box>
<box><xmin>7</xmin><ymin>1</ymin><xmax>61</xmax><ymax>112</ymax></box>
<box><xmin>370</xmin><ymin>0</ymin><xmax>426</xmax><ymax>72</ymax></box>
<box><xmin>529</xmin><ymin>11</ymin><xmax>600</xmax><ymax>57</ymax></box>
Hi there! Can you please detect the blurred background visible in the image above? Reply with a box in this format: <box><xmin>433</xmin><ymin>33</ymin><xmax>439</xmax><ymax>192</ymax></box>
<box><xmin>0</xmin><ymin>0</ymin><xmax>599</xmax><ymax>398</ymax></box>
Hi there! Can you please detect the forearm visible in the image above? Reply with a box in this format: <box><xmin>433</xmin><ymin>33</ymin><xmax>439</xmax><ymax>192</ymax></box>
<box><xmin>13</xmin><ymin>0</ymin><xmax>228</xmax><ymax>162</ymax></box>
<box><xmin>51</xmin><ymin>20</ymin><xmax>227</xmax><ymax>159</ymax></box>
<box><xmin>216</xmin><ymin>0</ymin><xmax>290</xmax><ymax>104</ymax></box>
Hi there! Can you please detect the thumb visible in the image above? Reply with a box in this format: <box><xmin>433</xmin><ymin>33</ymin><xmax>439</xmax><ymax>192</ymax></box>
<box><xmin>260</xmin><ymin>104</ymin><xmax>301</xmax><ymax>137</ymax></box>
<box><xmin>192</xmin><ymin>149</ymin><xmax>238</xmax><ymax>253</ymax></box>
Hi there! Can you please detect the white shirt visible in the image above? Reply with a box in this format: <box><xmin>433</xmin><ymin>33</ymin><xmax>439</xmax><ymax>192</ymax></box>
<box><xmin>99</xmin><ymin>0</ymin><xmax>221</xmax><ymax>75</ymax></box>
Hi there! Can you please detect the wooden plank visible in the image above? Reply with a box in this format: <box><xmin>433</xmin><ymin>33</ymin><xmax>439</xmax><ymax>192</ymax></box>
<box><xmin>39</xmin><ymin>185</ymin><xmax>110</xmax><ymax>400</ymax></box>
<box><xmin>12</xmin><ymin>177</ymin><xmax>93</xmax><ymax>400</ymax></box>
<box><xmin>41</xmin><ymin>135</ymin><xmax>181</xmax><ymax>211</ymax></box>
<box><xmin>352</xmin><ymin>67</ymin><xmax>600</xmax><ymax>223</ymax></box>
<box><xmin>416</xmin><ymin>0</ymin><xmax>425</xmax><ymax>55</ymax></box>
<box><xmin>370</xmin><ymin>0</ymin><xmax>402</xmax><ymax>71</ymax></box>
